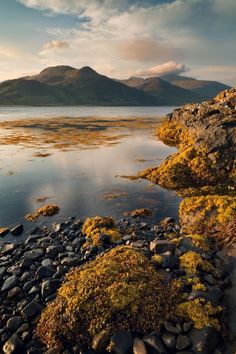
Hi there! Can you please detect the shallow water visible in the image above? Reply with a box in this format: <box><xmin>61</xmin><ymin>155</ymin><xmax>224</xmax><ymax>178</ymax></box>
<box><xmin>0</xmin><ymin>106</ymin><xmax>181</xmax><ymax>243</ymax></box>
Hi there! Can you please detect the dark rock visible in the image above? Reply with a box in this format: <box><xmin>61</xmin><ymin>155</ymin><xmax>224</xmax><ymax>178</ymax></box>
<box><xmin>182</xmin><ymin>322</ymin><xmax>193</xmax><ymax>333</ymax></box>
<box><xmin>21</xmin><ymin>301</ymin><xmax>43</xmax><ymax>321</ymax></box>
<box><xmin>41</xmin><ymin>279</ymin><xmax>61</xmax><ymax>299</ymax></box>
<box><xmin>162</xmin><ymin>217</ymin><xmax>175</xmax><ymax>225</ymax></box>
<box><xmin>162</xmin><ymin>255</ymin><xmax>179</xmax><ymax>269</ymax></box>
<box><xmin>187</xmin><ymin>290</ymin><xmax>220</xmax><ymax>306</ymax></box>
<box><xmin>23</xmin><ymin>249</ymin><xmax>43</xmax><ymax>261</ymax></box>
<box><xmin>7</xmin><ymin>287</ymin><xmax>22</xmax><ymax>299</ymax></box>
<box><xmin>150</xmin><ymin>240</ymin><xmax>175</xmax><ymax>254</ymax></box>
<box><xmin>6</xmin><ymin>316</ymin><xmax>23</xmax><ymax>332</ymax></box>
<box><xmin>92</xmin><ymin>329</ymin><xmax>111</xmax><ymax>352</ymax></box>
<box><xmin>133</xmin><ymin>338</ymin><xmax>148</xmax><ymax>354</ymax></box>
<box><xmin>161</xmin><ymin>332</ymin><xmax>176</xmax><ymax>350</ymax></box>
<box><xmin>46</xmin><ymin>245</ymin><xmax>64</xmax><ymax>257</ymax></box>
<box><xmin>110</xmin><ymin>330</ymin><xmax>133</xmax><ymax>354</ymax></box>
<box><xmin>1</xmin><ymin>243</ymin><xmax>16</xmax><ymax>255</ymax></box>
<box><xmin>23</xmin><ymin>281</ymin><xmax>35</xmax><ymax>292</ymax></box>
<box><xmin>176</xmin><ymin>335</ymin><xmax>191</xmax><ymax>350</ymax></box>
<box><xmin>0</xmin><ymin>228</ymin><xmax>10</xmax><ymax>237</ymax></box>
<box><xmin>0</xmin><ymin>266</ymin><xmax>7</xmax><ymax>279</ymax></box>
<box><xmin>189</xmin><ymin>327</ymin><xmax>218</xmax><ymax>354</ymax></box>
<box><xmin>3</xmin><ymin>333</ymin><xmax>24</xmax><ymax>354</ymax></box>
<box><xmin>143</xmin><ymin>334</ymin><xmax>167</xmax><ymax>354</ymax></box>
<box><xmin>164</xmin><ymin>321</ymin><xmax>182</xmax><ymax>334</ymax></box>
<box><xmin>204</xmin><ymin>274</ymin><xmax>215</xmax><ymax>285</ymax></box>
<box><xmin>36</xmin><ymin>266</ymin><xmax>55</xmax><ymax>279</ymax></box>
<box><xmin>1</xmin><ymin>275</ymin><xmax>18</xmax><ymax>292</ymax></box>
<box><xmin>11</xmin><ymin>224</ymin><xmax>24</xmax><ymax>236</ymax></box>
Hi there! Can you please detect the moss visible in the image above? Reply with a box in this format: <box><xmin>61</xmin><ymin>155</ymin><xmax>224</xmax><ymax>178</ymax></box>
<box><xmin>36</xmin><ymin>246</ymin><xmax>181</xmax><ymax>350</ymax></box>
<box><xmin>177</xmin><ymin>298</ymin><xmax>223</xmax><ymax>330</ymax></box>
<box><xmin>179</xmin><ymin>251</ymin><xmax>213</xmax><ymax>274</ymax></box>
<box><xmin>185</xmin><ymin>234</ymin><xmax>210</xmax><ymax>252</ymax></box>
<box><xmin>151</xmin><ymin>254</ymin><xmax>163</xmax><ymax>265</ymax></box>
<box><xmin>0</xmin><ymin>227</ymin><xmax>9</xmax><ymax>236</ymax></box>
<box><xmin>192</xmin><ymin>283</ymin><xmax>206</xmax><ymax>291</ymax></box>
<box><xmin>82</xmin><ymin>216</ymin><xmax>121</xmax><ymax>246</ymax></box>
<box><xmin>25</xmin><ymin>204</ymin><xmax>60</xmax><ymax>221</ymax></box>
<box><xmin>215</xmin><ymin>215</ymin><xmax>236</xmax><ymax>247</ymax></box>
<box><xmin>179</xmin><ymin>195</ymin><xmax>236</xmax><ymax>234</ymax></box>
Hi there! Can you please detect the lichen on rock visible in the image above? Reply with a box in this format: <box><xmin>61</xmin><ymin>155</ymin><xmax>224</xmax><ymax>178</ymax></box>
<box><xmin>25</xmin><ymin>204</ymin><xmax>60</xmax><ymax>221</ymax></box>
<box><xmin>36</xmin><ymin>246</ymin><xmax>181</xmax><ymax>350</ymax></box>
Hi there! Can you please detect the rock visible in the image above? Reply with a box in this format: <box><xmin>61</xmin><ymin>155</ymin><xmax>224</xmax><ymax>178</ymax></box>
<box><xmin>143</xmin><ymin>334</ymin><xmax>167</xmax><ymax>354</ymax></box>
<box><xmin>161</xmin><ymin>332</ymin><xmax>176</xmax><ymax>350</ymax></box>
<box><xmin>162</xmin><ymin>217</ymin><xmax>175</xmax><ymax>225</ymax></box>
<box><xmin>10</xmin><ymin>224</ymin><xmax>24</xmax><ymax>236</ymax></box>
<box><xmin>110</xmin><ymin>330</ymin><xmax>133</xmax><ymax>354</ymax></box>
<box><xmin>7</xmin><ymin>286</ymin><xmax>22</xmax><ymax>299</ymax></box>
<box><xmin>189</xmin><ymin>327</ymin><xmax>218</xmax><ymax>354</ymax></box>
<box><xmin>176</xmin><ymin>335</ymin><xmax>191</xmax><ymax>351</ymax></box>
<box><xmin>0</xmin><ymin>228</ymin><xmax>10</xmax><ymax>237</ymax></box>
<box><xmin>41</xmin><ymin>279</ymin><xmax>61</xmax><ymax>299</ymax></box>
<box><xmin>6</xmin><ymin>317</ymin><xmax>23</xmax><ymax>332</ymax></box>
<box><xmin>164</xmin><ymin>321</ymin><xmax>182</xmax><ymax>334</ymax></box>
<box><xmin>3</xmin><ymin>333</ymin><xmax>24</xmax><ymax>354</ymax></box>
<box><xmin>46</xmin><ymin>245</ymin><xmax>64</xmax><ymax>257</ymax></box>
<box><xmin>21</xmin><ymin>301</ymin><xmax>43</xmax><ymax>321</ymax></box>
<box><xmin>182</xmin><ymin>322</ymin><xmax>193</xmax><ymax>333</ymax></box>
<box><xmin>150</xmin><ymin>240</ymin><xmax>175</xmax><ymax>254</ymax></box>
<box><xmin>204</xmin><ymin>274</ymin><xmax>215</xmax><ymax>285</ymax></box>
<box><xmin>1</xmin><ymin>275</ymin><xmax>18</xmax><ymax>292</ymax></box>
<box><xmin>92</xmin><ymin>329</ymin><xmax>111</xmax><ymax>352</ymax></box>
<box><xmin>36</xmin><ymin>266</ymin><xmax>55</xmax><ymax>279</ymax></box>
<box><xmin>133</xmin><ymin>338</ymin><xmax>147</xmax><ymax>354</ymax></box>
<box><xmin>162</xmin><ymin>255</ymin><xmax>179</xmax><ymax>269</ymax></box>
<box><xmin>187</xmin><ymin>290</ymin><xmax>220</xmax><ymax>306</ymax></box>
<box><xmin>23</xmin><ymin>249</ymin><xmax>43</xmax><ymax>261</ymax></box>
<box><xmin>1</xmin><ymin>243</ymin><xmax>16</xmax><ymax>255</ymax></box>
<box><xmin>0</xmin><ymin>266</ymin><xmax>7</xmax><ymax>279</ymax></box>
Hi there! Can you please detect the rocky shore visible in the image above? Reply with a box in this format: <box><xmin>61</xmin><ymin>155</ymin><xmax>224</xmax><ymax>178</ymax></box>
<box><xmin>0</xmin><ymin>214</ymin><xmax>233</xmax><ymax>354</ymax></box>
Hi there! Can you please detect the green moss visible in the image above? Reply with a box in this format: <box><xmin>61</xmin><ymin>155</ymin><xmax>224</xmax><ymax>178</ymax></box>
<box><xmin>36</xmin><ymin>246</ymin><xmax>181</xmax><ymax>350</ymax></box>
<box><xmin>177</xmin><ymin>298</ymin><xmax>223</xmax><ymax>330</ymax></box>
<box><xmin>82</xmin><ymin>216</ymin><xmax>121</xmax><ymax>246</ymax></box>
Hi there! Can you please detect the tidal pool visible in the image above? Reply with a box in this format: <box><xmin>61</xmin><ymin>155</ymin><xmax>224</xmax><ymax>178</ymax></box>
<box><xmin>0</xmin><ymin>106</ymin><xmax>181</xmax><ymax>242</ymax></box>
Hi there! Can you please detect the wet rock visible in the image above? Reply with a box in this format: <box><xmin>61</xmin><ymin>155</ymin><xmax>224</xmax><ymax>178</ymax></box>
<box><xmin>46</xmin><ymin>245</ymin><xmax>64</xmax><ymax>258</ymax></box>
<box><xmin>36</xmin><ymin>266</ymin><xmax>55</xmax><ymax>279</ymax></box>
<box><xmin>176</xmin><ymin>335</ymin><xmax>191</xmax><ymax>351</ymax></box>
<box><xmin>133</xmin><ymin>338</ymin><xmax>148</xmax><ymax>354</ymax></box>
<box><xmin>21</xmin><ymin>301</ymin><xmax>43</xmax><ymax>321</ymax></box>
<box><xmin>182</xmin><ymin>322</ymin><xmax>193</xmax><ymax>333</ymax></box>
<box><xmin>3</xmin><ymin>333</ymin><xmax>24</xmax><ymax>354</ymax></box>
<box><xmin>204</xmin><ymin>274</ymin><xmax>215</xmax><ymax>285</ymax></box>
<box><xmin>161</xmin><ymin>332</ymin><xmax>176</xmax><ymax>350</ymax></box>
<box><xmin>1</xmin><ymin>243</ymin><xmax>16</xmax><ymax>255</ymax></box>
<box><xmin>162</xmin><ymin>255</ymin><xmax>179</xmax><ymax>269</ymax></box>
<box><xmin>0</xmin><ymin>228</ymin><xmax>10</xmax><ymax>237</ymax></box>
<box><xmin>143</xmin><ymin>334</ymin><xmax>167</xmax><ymax>354</ymax></box>
<box><xmin>6</xmin><ymin>317</ymin><xmax>23</xmax><ymax>332</ymax></box>
<box><xmin>187</xmin><ymin>290</ymin><xmax>220</xmax><ymax>306</ymax></box>
<box><xmin>11</xmin><ymin>224</ymin><xmax>24</xmax><ymax>236</ymax></box>
<box><xmin>91</xmin><ymin>329</ymin><xmax>111</xmax><ymax>352</ymax></box>
<box><xmin>7</xmin><ymin>287</ymin><xmax>22</xmax><ymax>299</ymax></box>
<box><xmin>0</xmin><ymin>266</ymin><xmax>7</xmax><ymax>279</ymax></box>
<box><xmin>164</xmin><ymin>321</ymin><xmax>182</xmax><ymax>334</ymax></box>
<box><xmin>110</xmin><ymin>330</ymin><xmax>133</xmax><ymax>354</ymax></box>
<box><xmin>41</xmin><ymin>279</ymin><xmax>61</xmax><ymax>299</ymax></box>
<box><xmin>1</xmin><ymin>275</ymin><xmax>18</xmax><ymax>292</ymax></box>
<box><xmin>189</xmin><ymin>327</ymin><xmax>218</xmax><ymax>354</ymax></box>
<box><xmin>23</xmin><ymin>249</ymin><xmax>43</xmax><ymax>261</ymax></box>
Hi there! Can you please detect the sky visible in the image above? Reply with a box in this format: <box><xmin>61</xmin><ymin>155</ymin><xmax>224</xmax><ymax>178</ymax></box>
<box><xmin>0</xmin><ymin>0</ymin><xmax>235</xmax><ymax>85</ymax></box>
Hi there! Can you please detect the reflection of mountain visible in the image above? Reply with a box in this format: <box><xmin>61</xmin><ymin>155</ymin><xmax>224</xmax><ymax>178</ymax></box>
<box><xmin>0</xmin><ymin>66</ymin><xmax>158</xmax><ymax>106</ymax></box>
<box><xmin>0</xmin><ymin>65</ymin><xmax>231</xmax><ymax>106</ymax></box>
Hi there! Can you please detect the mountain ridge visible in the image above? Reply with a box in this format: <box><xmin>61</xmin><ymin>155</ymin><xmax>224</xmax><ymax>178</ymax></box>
<box><xmin>0</xmin><ymin>65</ymin><xmax>231</xmax><ymax>106</ymax></box>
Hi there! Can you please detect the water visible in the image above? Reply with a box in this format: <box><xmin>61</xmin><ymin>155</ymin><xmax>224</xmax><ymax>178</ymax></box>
<box><xmin>0</xmin><ymin>106</ymin><xmax>181</xmax><ymax>243</ymax></box>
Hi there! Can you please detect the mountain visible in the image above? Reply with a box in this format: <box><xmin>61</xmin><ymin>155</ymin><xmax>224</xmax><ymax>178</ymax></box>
<box><xmin>121</xmin><ymin>76</ymin><xmax>199</xmax><ymax>105</ymax></box>
<box><xmin>162</xmin><ymin>74</ymin><xmax>230</xmax><ymax>100</ymax></box>
<box><xmin>0</xmin><ymin>65</ymin><xmax>231</xmax><ymax>106</ymax></box>
<box><xmin>0</xmin><ymin>66</ymin><xmax>159</xmax><ymax>106</ymax></box>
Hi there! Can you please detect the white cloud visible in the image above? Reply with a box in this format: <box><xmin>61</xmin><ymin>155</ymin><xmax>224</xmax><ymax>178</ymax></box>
<box><xmin>43</xmin><ymin>40</ymin><xmax>70</xmax><ymax>50</ymax></box>
<box><xmin>135</xmin><ymin>61</ymin><xmax>189</xmax><ymax>77</ymax></box>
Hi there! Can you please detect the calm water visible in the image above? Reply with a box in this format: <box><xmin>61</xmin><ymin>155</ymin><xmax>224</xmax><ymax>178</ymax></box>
<box><xmin>0</xmin><ymin>106</ymin><xmax>181</xmax><ymax>243</ymax></box>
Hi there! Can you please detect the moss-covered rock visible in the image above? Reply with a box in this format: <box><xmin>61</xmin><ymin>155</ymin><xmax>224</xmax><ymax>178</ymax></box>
<box><xmin>25</xmin><ymin>204</ymin><xmax>60</xmax><ymax>221</ymax></box>
<box><xmin>36</xmin><ymin>246</ymin><xmax>181</xmax><ymax>350</ymax></box>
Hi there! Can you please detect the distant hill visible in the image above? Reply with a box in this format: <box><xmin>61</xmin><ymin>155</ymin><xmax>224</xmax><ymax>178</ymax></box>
<box><xmin>0</xmin><ymin>66</ymin><xmax>159</xmax><ymax>106</ymax></box>
<box><xmin>120</xmin><ymin>76</ymin><xmax>198</xmax><ymax>105</ymax></box>
<box><xmin>161</xmin><ymin>74</ymin><xmax>230</xmax><ymax>100</ymax></box>
<box><xmin>0</xmin><ymin>65</ymin><xmax>231</xmax><ymax>106</ymax></box>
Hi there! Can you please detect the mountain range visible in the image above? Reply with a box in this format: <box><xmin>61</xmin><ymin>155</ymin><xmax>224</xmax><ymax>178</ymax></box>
<box><xmin>0</xmin><ymin>65</ymin><xmax>231</xmax><ymax>106</ymax></box>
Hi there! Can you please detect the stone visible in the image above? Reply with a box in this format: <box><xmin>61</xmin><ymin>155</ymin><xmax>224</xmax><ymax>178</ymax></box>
<box><xmin>182</xmin><ymin>322</ymin><xmax>193</xmax><ymax>333</ymax></box>
<box><xmin>6</xmin><ymin>317</ymin><xmax>23</xmax><ymax>332</ymax></box>
<box><xmin>161</xmin><ymin>332</ymin><xmax>176</xmax><ymax>350</ymax></box>
<box><xmin>143</xmin><ymin>334</ymin><xmax>167</xmax><ymax>354</ymax></box>
<box><xmin>162</xmin><ymin>255</ymin><xmax>179</xmax><ymax>269</ymax></box>
<box><xmin>92</xmin><ymin>329</ymin><xmax>111</xmax><ymax>352</ymax></box>
<box><xmin>3</xmin><ymin>334</ymin><xmax>24</xmax><ymax>354</ymax></box>
<box><xmin>1</xmin><ymin>275</ymin><xmax>18</xmax><ymax>292</ymax></box>
<box><xmin>133</xmin><ymin>338</ymin><xmax>148</xmax><ymax>354</ymax></box>
<box><xmin>0</xmin><ymin>266</ymin><xmax>7</xmax><ymax>279</ymax></box>
<box><xmin>46</xmin><ymin>245</ymin><xmax>64</xmax><ymax>257</ymax></box>
<box><xmin>7</xmin><ymin>287</ymin><xmax>22</xmax><ymax>299</ymax></box>
<box><xmin>41</xmin><ymin>279</ymin><xmax>61</xmax><ymax>299</ymax></box>
<box><xmin>150</xmin><ymin>240</ymin><xmax>175</xmax><ymax>254</ymax></box>
<box><xmin>10</xmin><ymin>225</ymin><xmax>24</xmax><ymax>236</ymax></box>
<box><xmin>36</xmin><ymin>266</ymin><xmax>55</xmax><ymax>279</ymax></box>
<box><xmin>110</xmin><ymin>330</ymin><xmax>133</xmax><ymax>354</ymax></box>
<box><xmin>0</xmin><ymin>228</ymin><xmax>10</xmax><ymax>237</ymax></box>
<box><xmin>176</xmin><ymin>335</ymin><xmax>191</xmax><ymax>351</ymax></box>
<box><xmin>21</xmin><ymin>301</ymin><xmax>43</xmax><ymax>320</ymax></box>
<box><xmin>162</xmin><ymin>217</ymin><xmax>175</xmax><ymax>225</ymax></box>
<box><xmin>204</xmin><ymin>274</ymin><xmax>215</xmax><ymax>285</ymax></box>
<box><xmin>23</xmin><ymin>249</ymin><xmax>44</xmax><ymax>261</ymax></box>
<box><xmin>0</xmin><ymin>243</ymin><xmax>16</xmax><ymax>255</ymax></box>
<box><xmin>187</xmin><ymin>290</ymin><xmax>220</xmax><ymax>306</ymax></box>
<box><xmin>164</xmin><ymin>321</ymin><xmax>182</xmax><ymax>334</ymax></box>
<box><xmin>189</xmin><ymin>327</ymin><xmax>218</xmax><ymax>354</ymax></box>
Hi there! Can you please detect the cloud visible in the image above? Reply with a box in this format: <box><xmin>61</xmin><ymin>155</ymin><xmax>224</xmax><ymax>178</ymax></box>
<box><xmin>43</xmin><ymin>40</ymin><xmax>70</xmax><ymax>50</ymax></box>
<box><xmin>134</xmin><ymin>61</ymin><xmax>188</xmax><ymax>77</ymax></box>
